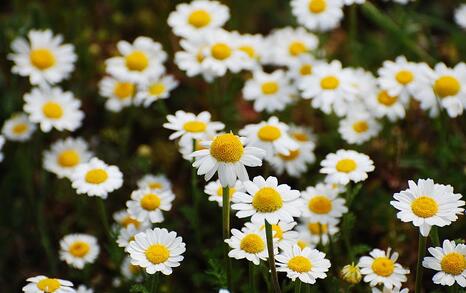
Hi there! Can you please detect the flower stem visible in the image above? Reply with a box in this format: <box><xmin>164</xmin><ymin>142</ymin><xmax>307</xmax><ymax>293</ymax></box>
<box><xmin>222</xmin><ymin>186</ymin><xmax>232</xmax><ymax>290</ymax></box>
<box><xmin>149</xmin><ymin>272</ymin><xmax>159</xmax><ymax>293</ymax></box>
<box><xmin>265</xmin><ymin>220</ymin><xmax>281</xmax><ymax>293</ymax></box>
<box><xmin>294</xmin><ymin>279</ymin><xmax>302</xmax><ymax>293</ymax></box>
<box><xmin>249</xmin><ymin>262</ymin><xmax>256</xmax><ymax>293</ymax></box>
<box><xmin>191</xmin><ymin>139</ymin><xmax>202</xmax><ymax>245</ymax></box>
<box><xmin>97</xmin><ymin>198</ymin><xmax>113</xmax><ymax>240</ymax></box>
<box><xmin>430</xmin><ymin>226</ymin><xmax>440</xmax><ymax>247</ymax></box>
<box><xmin>415</xmin><ymin>234</ymin><xmax>427</xmax><ymax>293</ymax></box>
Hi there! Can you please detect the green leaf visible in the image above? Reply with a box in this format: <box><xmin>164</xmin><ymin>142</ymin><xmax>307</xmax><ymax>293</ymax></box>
<box><xmin>129</xmin><ymin>284</ymin><xmax>149</xmax><ymax>293</ymax></box>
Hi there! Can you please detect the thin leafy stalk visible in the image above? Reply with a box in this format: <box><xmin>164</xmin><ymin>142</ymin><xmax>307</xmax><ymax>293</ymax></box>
<box><xmin>222</xmin><ymin>186</ymin><xmax>232</xmax><ymax>290</ymax></box>
<box><xmin>249</xmin><ymin>261</ymin><xmax>256</xmax><ymax>293</ymax></box>
<box><xmin>191</xmin><ymin>138</ymin><xmax>202</xmax><ymax>245</ymax></box>
<box><xmin>415</xmin><ymin>234</ymin><xmax>427</xmax><ymax>293</ymax></box>
<box><xmin>294</xmin><ymin>279</ymin><xmax>302</xmax><ymax>293</ymax></box>
<box><xmin>265</xmin><ymin>220</ymin><xmax>281</xmax><ymax>293</ymax></box>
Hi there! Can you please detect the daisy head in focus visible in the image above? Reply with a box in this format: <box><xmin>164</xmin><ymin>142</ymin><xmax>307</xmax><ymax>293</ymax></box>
<box><xmin>137</xmin><ymin>174</ymin><xmax>172</xmax><ymax>192</ymax></box>
<box><xmin>98</xmin><ymin>76</ymin><xmax>136</xmax><ymax>112</ymax></box>
<box><xmin>358</xmin><ymin>248</ymin><xmax>410</xmax><ymax>289</ymax></box>
<box><xmin>338</xmin><ymin>110</ymin><xmax>381</xmax><ymax>145</ymax></box>
<box><xmin>422</xmin><ymin>239</ymin><xmax>466</xmax><ymax>287</ymax></box>
<box><xmin>204</xmin><ymin>180</ymin><xmax>244</xmax><ymax>207</ymax></box>
<box><xmin>320</xmin><ymin>149</ymin><xmax>375</xmax><ymax>185</ymax></box>
<box><xmin>269</xmin><ymin>139</ymin><xmax>316</xmax><ymax>178</ymax></box>
<box><xmin>191</xmin><ymin>132</ymin><xmax>265</xmax><ymax>187</ymax></box>
<box><xmin>276</xmin><ymin>244</ymin><xmax>331</xmax><ymax>284</ymax></box>
<box><xmin>168</xmin><ymin>0</ymin><xmax>230</xmax><ymax>38</ymax></box>
<box><xmin>245</xmin><ymin>220</ymin><xmax>299</xmax><ymax>250</ymax></box>
<box><xmin>134</xmin><ymin>74</ymin><xmax>178</xmax><ymax>107</ymax></box>
<box><xmin>1</xmin><ymin>113</ymin><xmax>36</xmax><ymax>142</ymax></box>
<box><xmin>366</xmin><ymin>89</ymin><xmax>407</xmax><ymax>122</ymax></box>
<box><xmin>24</xmin><ymin>86</ymin><xmax>84</xmax><ymax>132</ymax></box>
<box><xmin>296</xmin><ymin>220</ymin><xmax>339</xmax><ymax>246</ymax></box>
<box><xmin>126</xmin><ymin>187</ymin><xmax>175</xmax><ymax>223</ymax></box>
<box><xmin>59</xmin><ymin>234</ymin><xmax>99</xmax><ymax>269</ymax></box>
<box><xmin>290</xmin><ymin>0</ymin><xmax>344</xmax><ymax>32</ymax></box>
<box><xmin>127</xmin><ymin>228</ymin><xmax>186</xmax><ymax>275</ymax></box>
<box><xmin>231</xmin><ymin>175</ymin><xmax>302</xmax><ymax>224</ymax></box>
<box><xmin>43</xmin><ymin>137</ymin><xmax>93</xmax><ymax>179</ymax></box>
<box><xmin>71</xmin><ymin>158</ymin><xmax>123</xmax><ymax>198</ymax></box>
<box><xmin>301</xmin><ymin>183</ymin><xmax>348</xmax><ymax>224</ymax></box>
<box><xmin>9</xmin><ymin>29</ymin><xmax>77</xmax><ymax>85</ymax></box>
<box><xmin>22</xmin><ymin>275</ymin><xmax>74</xmax><ymax>293</ymax></box>
<box><xmin>455</xmin><ymin>4</ymin><xmax>466</xmax><ymax>30</ymax></box>
<box><xmin>242</xmin><ymin>69</ymin><xmax>295</xmax><ymax>113</ymax></box>
<box><xmin>390</xmin><ymin>178</ymin><xmax>465</xmax><ymax>237</ymax></box>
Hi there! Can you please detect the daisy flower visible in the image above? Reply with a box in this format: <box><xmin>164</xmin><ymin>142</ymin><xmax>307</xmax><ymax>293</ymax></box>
<box><xmin>350</xmin><ymin>68</ymin><xmax>378</xmax><ymax>101</ymax></box>
<box><xmin>105</xmin><ymin>36</ymin><xmax>167</xmax><ymax>83</ymax></box>
<box><xmin>269</xmin><ymin>141</ymin><xmax>316</xmax><ymax>177</ymax></box>
<box><xmin>320</xmin><ymin>149</ymin><xmax>375</xmax><ymax>185</ymax></box>
<box><xmin>59</xmin><ymin>234</ymin><xmax>100</xmax><ymax>269</ymax></box>
<box><xmin>1</xmin><ymin>113</ymin><xmax>36</xmax><ymax>141</ymax></box>
<box><xmin>232</xmin><ymin>32</ymin><xmax>265</xmax><ymax>67</ymax></box>
<box><xmin>245</xmin><ymin>221</ymin><xmax>299</xmax><ymax>250</ymax></box>
<box><xmin>191</xmin><ymin>132</ymin><xmax>265</xmax><ymax>187</ymax></box>
<box><xmin>287</xmin><ymin>55</ymin><xmax>323</xmax><ymax>83</ymax></box>
<box><xmin>301</xmin><ymin>183</ymin><xmax>348</xmax><ymax>224</ymax></box>
<box><xmin>338</xmin><ymin>111</ymin><xmax>381</xmax><ymax>145</ymax></box>
<box><xmin>276</xmin><ymin>245</ymin><xmax>331</xmax><ymax>284</ymax></box>
<box><xmin>113</xmin><ymin>210</ymin><xmax>149</xmax><ymax>231</ymax></box>
<box><xmin>291</xmin><ymin>0</ymin><xmax>344</xmax><ymax>32</ymax></box>
<box><xmin>121</xmin><ymin>256</ymin><xmax>143</xmax><ymax>281</ymax></box>
<box><xmin>289</xmin><ymin>125</ymin><xmax>317</xmax><ymax>144</ymax></box>
<box><xmin>24</xmin><ymin>86</ymin><xmax>84</xmax><ymax>132</ymax></box>
<box><xmin>390</xmin><ymin>178</ymin><xmax>465</xmax><ymax>237</ymax></box>
<box><xmin>358</xmin><ymin>248</ymin><xmax>410</xmax><ymax>289</ymax></box>
<box><xmin>225</xmin><ymin>225</ymin><xmax>275</xmax><ymax>265</ymax></box>
<box><xmin>127</xmin><ymin>228</ymin><xmax>186</xmax><ymax>275</ymax></box>
<box><xmin>422</xmin><ymin>239</ymin><xmax>466</xmax><ymax>287</ymax></box>
<box><xmin>168</xmin><ymin>0</ymin><xmax>230</xmax><ymax>38</ymax></box>
<box><xmin>137</xmin><ymin>174</ymin><xmax>172</xmax><ymax>191</ymax></box>
<box><xmin>204</xmin><ymin>180</ymin><xmax>244</xmax><ymax>207</ymax></box>
<box><xmin>126</xmin><ymin>187</ymin><xmax>175</xmax><ymax>223</ymax></box>
<box><xmin>98</xmin><ymin>76</ymin><xmax>136</xmax><ymax>112</ymax></box>
<box><xmin>76</xmin><ymin>285</ymin><xmax>93</xmax><ymax>293</ymax></box>
<box><xmin>117</xmin><ymin>225</ymin><xmax>142</xmax><ymax>250</ymax></box>
<box><xmin>239</xmin><ymin>116</ymin><xmax>298</xmax><ymax>158</ymax></box>
<box><xmin>242</xmin><ymin>69</ymin><xmax>295</xmax><ymax>113</ymax></box>
<box><xmin>455</xmin><ymin>4</ymin><xmax>466</xmax><ymax>30</ymax></box>
<box><xmin>296</xmin><ymin>220</ymin><xmax>339</xmax><ymax>246</ymax></box>
<box><xmin>179</xmin><ymin>136</ymin><xmax>211</xmax><ymax>161</ymax></box>
<box><xmin>43</xmin><ymin>137</ymin><xmax>93</xmax><ymax>179</ymax></box>
<box><xmin>341</xmin><ymin>263</ymin><xmax>362</xmax><ymax>285</ymax></box>
<box><xmin>22</xmin><ymin>275</ymin><xmax>75</xmax><ymax>293</ymax></box>
<box><xmin>134</xmin><ymin>75</ymin><xmax>178</xmax><ymax>107</ymax></box>
<box><xmin>231</xmin><ymin>176</ymin><xmax>302</xmax><ymax>224</ymax></box>
<box><xmin>365</xmin><ymin>89</ymin><xmax>407</xmax><ymax>121</ymax></box>
<box><xmin>71</xmin><ymin>158</ymin><xmax>123</xmax><ymax>198</ymax></box>
<box><xmin>9</xmin><ymin>29</ymin><xmax>77</xmax><ymax>85</ymax></box>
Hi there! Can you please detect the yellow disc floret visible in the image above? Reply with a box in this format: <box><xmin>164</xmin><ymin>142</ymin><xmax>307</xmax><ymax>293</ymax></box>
<box><xmin>411</xmin><ymin>196</ymin><xmax>438</xmax><ymax>218</ymax></box>
<box><xmin>145</xmin><ymin>244</ymin><xmax>169</xmax><ymax>264</ymax></box>
<box><xmin>289</xmin><ymin>41</ymin><xmax>307</xmax><ymax>57</ymax></box>
<box><xmin>69</xmin><ymin>241</ymin><xmax>90</xmax><ymax>257</ymax></box>
<box><xmin>85</xmin><ymin>168</ymin><xmax>108</xmax><ymax>184</ymax></box>
<box><xmin>252</xmin><ymin>187</ymin><xmax>283</xmax><ymax>213</ymax></box>
<box><xmin>320</xmin><ymin>76</ymin><xmax>339</xmax><ymax>90</ymax></box>
<box><xmin>258</xmin><ymin>125</ymin><xmax>281</xmax><ymax>141</ymax></box>
<box><xmin>377</xmin><ymin>90</ymin><xmax>398</xmax><ymax>106</ymax></box>
<box><xmin>240</xmin><ymin>234</ymin><xmax>265</xmax><ymax>253</ymax></box>
<box><xmin>308</xmin><ymin>195</ymin><xmax>333</xmax><ymax>214</ymax></box>
<box><xmin>42</xmin><ymin>102</ymin><xmax>63</xmax><ymax>119</ymax></box>
<box><xmin>183</xmin><ymin>121</ymin><xmax>207</xmax><ymax>133</ymax></box>
<box><xmin>352</xmin><ymin>121</ymin><xmax>369</xmax><ymax>133</ymax></box>
<box><xmin>140</xmin><ymin>193</ymin><xmax>161</xmax><ymax>211</ymax></box>
<box><xmin>335</xmin><ymin>159</ymin><xmax>357</xmax><ymax>173</ymax></box>
<box><xmin>114</xmin><ymin>82</ymin><xmax>135</xmax><ymax>100</ymax></box>
<box><xmin>30</xmin><ymin>48</ymin><xmax>55</xmax><ymax>70</ymax></box>
<box><xmin>371</xmin><ymin>257</ymin><xmax>394</xmax><ymax>277</ymax></box>
<box><xmin>149</xmin><ymin>82</ymin><xmax>165</xmax><ymax>96</ymax></box>
<box><xmin>308</xmin><ymin>0</ymin><xmax>327</xmax><ymax>14</ymax></box>
<box><xmin>288</xmin><ymin>256</ymin><xmax>312</xmax><ymax>272</ymax></box>
<box><xmin>188</xmin><ymin>9</ymin><xmax>211</xmax><ymax>28</ymax></box>
<box><xmin>125</xmin><ymin>51</ymin><xmax>149</xmax><ymax>71</ymax></box>
<box><xmin>441</xmin><ymin>252</ymin><xmax>466</xmax><ymax>275</ymax></box>
<box><xmin>395</xmin><ymin>70</ymin><xmax>414</xmax><ymax>85</ymax></box>
<box><xmin>12</xmin><ymin>123</ymin><xmax>28</xmax><ymax>134</ymax></box>
<box><xmin>210</xmin><ymin>133</ymin><xmax>244</xmax><ymax>163</ymax></box>
<box><xmin>211</xmin><ymin>43</ymin><xmax>231</xmax><ymax>60</ymax></box>
<box><xmin>434</xmin><ymin>76</ymin><xmax>461</xmax><ymax>98</ymax></box>
<box><xmin>36</xmin><ymin>278</ymin><xmax>61</xmax><ymax>292</ymax></box>
<box><xmin>58</xmin><ymin>150</ymin><xmax>80</xmax><ymax>167</ymax></box>
<box><xmin>261</xmin><ymin>82</ymin><xmax>279</xmax><ymax>95</ymax></box>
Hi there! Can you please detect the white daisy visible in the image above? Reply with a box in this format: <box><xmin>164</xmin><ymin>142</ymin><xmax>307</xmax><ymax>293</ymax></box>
<box><xmin>9</xmin><ymin>29</ymin><xmax>77</xmax><ymax>85</ymax></box>
<box><xmin>358</xmin><ymin>248</ymin><xmax>410</xmax><ymax>289</ymax></box>
<box><xmin>126</xmin><ymin>187</ymin><xmax>175</xmax><ymax>223</ymax></box>
<box><xmin>134</xmin><ymin>75</ymin><xmax>178</xmax><ymax>107</ymax></box>
<box><xmin>59</xmin><ymin>234</ymin><xmax>100</xmax><ymax>269</ymax></box>
<box><xmin>24</xmin><ymin>86</ymin><xmax>84</xmax><ymax>132</ymax></box>
<box><xmin>98</xmin><ymin>76</ymin><xmax>136</xmax><ymax>112</ymax></box>
<box><xmin>113</xmin><ymin>210</ymin><xmax>149</xmax><ymax>231</ymax></box>
<box><xmin>225</xmin><ymin>225</ymin><xmax>275</xmax><ymax>265</ymax></box>
<box><xmin>422</xmin><ymin>239</ymin><xmax>466</xmax><ymax>287</ymax></box>
<box><xmin>349</xmin><ymin>68</ymin><xmax>378</xmax><ymax>104</ymax></box>
<box><xmin>121</xmin><ymin>256</ymin><xmax>143</xmax><ymax>281</ymax></box>
<box><xmin>455</xmin><ymin>4</ymin><xmax>466</xmax><ymax>30</ymax></box>
<box><xmin>245</xmin><ymin>221</ymin><xmax>299</xmax><ymax>250</ymax></box>
<box><xmin>231</xmin><ymin>32</ymin><xmax>265</xmax><ymax>67</ymax></box>
<box><xmin>276</xmin><ymin>245</ymin><xmax>331</xmax><ymax>283</ymax></box>
<box><xmin>117</xmin><ymin>225</ymin><xmax>142</xmax><ymax>250</ymax></box>
<box><xmin>22</xmin><ymin>275</ymin><xmax>75</xmax><ymax>293</ymax></box>
<box><xmin>287</xmin><ymin>55</ymin><xmax>323</xmax><ymax>83</ymax></box>
<box><xmin>296</xmin><ymin>220</ymin><xmax>339</xmax><ymax>246</ymax></box>
<box><xmin>137</xmin><ymin>174</ymin><xmax>172</xmax><ymax>191</ymax></box>
<box><xmin>320</xmin><ymin>149</ymin><xmax>375</xmax><ymax>185</ymax></box>
<box><xmin>179</xmin><ymin>136</ymin><xmax>211</xmax><ymax>161</ymax></box>
<box><xmin>204</xmin><ymin>180</ymin><xmax>244</xmax><ymax>207</ymax></box>
<box><xmin>76</xmin><ymin>285</ymin><xmax>93</xmax><ymax>293</ymax></box>
<box><xmin>127</xmin><ymin>228</ymin><xmax>186</xmax><ymax>275</ymax></box>
<box><xmin>365</xmin><ymin>89</ymin><xmax>407</xmax><ymax>121</ymax></box>
<box><xmin>338</xmin><ymin>110</ymin><xmax>381</xmax><ymax>145</ymax></box>
<box><xmin>269</xmin><ymin>140</ymin><xmax>316</xmax><ymax>177</ymax></box>
<box><xmin>71</xmin><ymin>158</ymin><xmax>123</xmax><ymax>198</ymax></box>
<box><xmin>390</xmin><ymin>178</ymin><xmax>465</xmax><ymax>237</ymax></box>
<box><xmin>301</xmin><ymin>183</ymin><xmax>347</xmax><ymax>224</ymax></box>
<box><xmin>1</xmin><ymin>113</ymin><xmax>36</xmax><ymax>141</ymax></box>
<box><xmin>291</xmin><ymin>0</ymin><xmax>344</xmax><ymax>32</ymax></box>
<box><xmin>289</xmin><ymin>125</ymin><xmax>317</xmax><ymax>145</ymax></box>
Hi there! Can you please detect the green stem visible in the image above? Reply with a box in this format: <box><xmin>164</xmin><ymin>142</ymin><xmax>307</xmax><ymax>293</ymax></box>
<box><xmin>415</xmin><ymin>234</ymin><xmax>427</xmax><ymax>293</ymax></box>
<box><xmin>222</xmin><ymin>186</ymin><xmax>232</xmax><ymax>290</ymax></box>
<box><xmin>265</xmin><ymin>220</ymin><xmax>281</xmax><ymax>293</ymax></box>
<box><xmin>249</xmin><ymin>261</ymin><xmax>256</xmax><ymax>293</ymax></box>
<box><xmin>97</xmin><ymin>198</ymin><xmax>113</xmax><ymax>240</ymax></box>
<box><xmin>349</xmin><ymin>4</ymin><xmax>359</xmax><ymax>65</ymax></box>
<box><xmin>149</xmin><ymin>272</ymin><xmax>159</xmax><ymax>293</ymax></box>
<box><xmin>294</xmin><ymin>279</ymin><xmax>302</xmax><ymax>293</ymax></box>
<box><xmin>430</xmin><ymin>226</ymin><xmax>440</xmax><ymax>247</ymax></box>
<box><xmin>157</xmin><ymin>99</ymin><xmax>169</xmax><ymax>117</ymax></box>
<box><xmin>37</xmin><ymin>198</ymin><xmax>57</xmax><ymax>274</ymax></box>
<box><xmin>191</xmin><ymin>139</ymin><xmax>202</xmax><ymax>245</ymax></box>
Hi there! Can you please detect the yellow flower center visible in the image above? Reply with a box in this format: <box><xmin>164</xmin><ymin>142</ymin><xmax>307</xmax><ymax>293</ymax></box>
<box><xmin>278</xmin><ymin>149</ymin><xmax>300</xmax><ymax>161</ymax></box>
<box><xmin>371</xmin><ymin>257</ymin><xmax>394</xmax><ymax>277</ymax></box>
<box><xmin>114</xmin><ymin>82</ymin><xmax>135</xmax><ymax>100</ymax></box>
<box><xmin>42</xmin><ymin>102</ymin><xmax>63</xmax><ymax>119</ymax></box>
<box><xmin>149</xmin><ymin>182</ymin><xmax>163</xmax><ymax>189</ymax></box>
<box><xmin>30</xmin><ymin>48</ymin><xmax>55</xmax><ymax>70</ymax></box>
<box><xmin>257</xmin><ymin>125</ymin><xmax>281</xmax><ymax>141</ymax></box>
<box><xmin>252</xmin><ymin>187</ymin><xmax>283</xmax><ymax>213</ymax></box>
<box><xmin>240</xmin><ymin>234</ymin><xmax>265</xmax><ymax>253</ymax></box>
<box><xmin>145</xmin><ymin>244</ymin><xmax>169</xmax><ymax>264</ymax></box>
<box><xmin>239</xmin><ymin>45</ymin><xmax>256</xmax><ymax>58</ymax></box>
<box><xmin>308</xmin><ymin>195</ymin><xmax>333</xmax><ymax>214</ymax></box>
<box><xmin>210</xmin><ymin>133</ymin><xmax>244</xmax><ymax>163</ymax></box>
<box><xmin>411</xmin><ymin>196</ymin><xmax>438</xmax><ymax>218</ymax></box>
<box><xmin>441</xmin><ymin>252</ymin><xmax>466</xmax><ymax>275</ymax></box>
<box><xmin>292</xmin><ymin>132</ymin><xmax>309</xmax><ymax>142</ymax></box>
<box><xmin>261</xmin><ymin>81</ymin><xmax>279</xmax><ymax>95</ymax></box>
<box><xmin>308</xmin><ymin>0</ymin><xmax>327</xmax><ymax>13</ymax></box>
<box><xmin>211</xmin><ymin>43</ymin><xmax>232</xmax><ymax>60</ymax></box>
<box><xmin>297</xmin><ymin>240</ymin><xmax>309</xmax><ymax>249</ymax></box>
<box><xmin>121</xmin><ymin>216</ymin><xmax>140</xmax><ymax>228</ymax></box>
<box><xmin>288</xmin><ymin>256</ymin><xmax>312</xmax><ymax>273</ymax></box>
<box><xmin>216</xmin><ymin>187</ymin><xmax>236</xmax><ymax>198</ymax></box>
<box><xmin>36</xmin><ymin>278</ymin><xmax>61</xmax><ymax>292</ymax></box>
<box><xmin>289</xmin><ymin>41</ymin><xmax>307</xmax><ymax>57</ymax></box>
<box><xmin>148</xmin><ymin>82</ymin><xmax>165</xmax><ymax>96</ymax></box>
<box><xmin>434</xmin><ymin>75</ymin><xmax>461</xmax><ymax>98</ymax></box>
<box><xmin>140</xmin><ymin>193</ymin><xmax>161</xmax><ymax>211</ymax></box>
<box><xmin>308</xmin><ymin>222</ymin><xmax>328</xmax><ymax>235</ymax></box>
<box><xmin>321</xmin><ymin>76</ymin><xmax>340</xmax><ymax>90</ymax></box>
<box><xmin>12</xmin><ymin>123</ymin><xmax>28</xmax><ymax>134</ymax></box>
<box><xmin>125</xmin><ymin>51</ymin><xmax>149</xmax><ymax>71</ymax></box>
<box><xmin>183</xmin><ymin>121</ymin><xmax>207</xmax><ymax>133</ymax></box>
<box><xmin>57</xmin><ymin>149</ymin><xmax>80</xmax><ymax>167</ymax></box>
<box><xmin>85</xmin><ymin>168</ymin><xmax>108</xmax><ymax>184</ymax></box>
<box><xmin>395</xmin><ymin>70</ymin><xmax>414</xmax><ymax>85</ymax></box>
<box><xmin>352</xmin><ymin>121</ymin><xmax>369</xmax><ymax>133</ymax></box>
<box><xmin>300</xmin><ymin>64</ymin><xmax>312</xmax><ymax>76</ymax></box>
<box><xmin>336</xmin><ymin>159</ymin><xmax>357</xmax><ymax>173</ymax></box>
<box><xmin>188</xmin><ymin>9</ymin><xmax>211</xmax><ymax>28</ymax></box>
<box><xmin>377</xmin><ymin>90</ymin><xmax>398</xmax><ymax>106</ymax></box>
<box><xmin>69</xmin><ymin>241</ymin><xmax>90</xmax><ymax>257</ymax></box>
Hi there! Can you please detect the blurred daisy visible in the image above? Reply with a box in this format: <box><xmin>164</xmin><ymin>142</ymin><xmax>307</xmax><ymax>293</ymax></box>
<box><xmin>301</xmin><ymin>183</ymin><xmax>347</xmax><ymax>224</ymax></box>
<box><xmin>225</xmin><ymin>225</ymin><xmax>274</xmax><ymax>265</ymax></box>
<box><xmin>0</xmin><ymin>136</ymin><xmax>4</xmax><ymax>162</ymax></box>
<box><xmin>269</xmin><ymin>141</ymin><xmax>316</xmax><ymax>177</ymax></box>
<box><xmin>204</xmin><ymin>180</ymin><xmax>244</xmax><ymax>207</ymax></box>
<box><xmin>366</xmin><ymin>89</ymin><xmax>406</xmax><ymax>121</ymax></box>
<box><xmin>276</xmin><ymin>245</ymin><xmax>331</xmax><ymax>284</ymax></box>
<box><xmin>168</xmin><ymin>0</ymin><xmax>230</xmax><ymax>38</ymax></box>
<box><xmin>71</xmin><ymin>158</ymin><xmax>123</xmax><ymax>198</ymax></box>
<box><xmin>24</xmin><ymin>86</ymin><xmax>84</xmax><ymax>132</ymax></box>
<box><xmin>242</xmin><ymin>69</ymin><xmax>295</xmax><ymax>113</ymax></box>
<box><xmin>232</xmin><ymin>32</ymin><xmax>265</xmax><ymax>66</ymax></box>
<box><xmin>246</xmin><ymin>220</ymin><xmax>299</xmax><ymax>250</ymax></box>
<box><xmin>134</xmin><ymin>75</ymin><xmax>178</xmax><ymax>107</ymax></box>
<box><xmin>106</xmin><ymin>36</ymin><xmax>166</xmax><ymax>83</ymax></box>
<box><xmin>9</xmin><ymin>29</ymin><xmax>77</xmax><ymax>85</ymax></box>
<box><xmin>350</xmin><ymin>68</ymin><xmax>378</xmax><ymax>101</ymax></box>
<box><xmin>358</xmin><ymin>248</ymin><xmax>410</xmax><ymax>289</ymax></box>
<box><xmin>76</xmin><ymin>285</ymin><xmax>93</xmax><ymax>293</ymax></box>
<box><xmin>174</xmin><ymin>36</ymin><xmax>217</xmax><ymax>82</ymax></box>
<box><xmin>113</xmin><ymin>210</ymin><xmax>147</xmax><ymax>230</ymax></box>
<box><xmin>191</xmin><ymin>132</ymin><xmax>265</xmax><ymax>187</ymax></box>
<box><xmin>126</xmin><ymin>187</ymin><xmax>175</xmax><ymax>223</ymax></box>
<box><xmin>59</xmin><ymin>234</ymin><xmax>100</xmax><ymax>269</ymax></box>
<box><xmin>289</xmin><ymin>125</ymin><xmax>317</xmax><ymax>145</ymax></box>
<box><xmin>231</xmin><ymin>176</ymin><xmax>302</xmax><ymax>224</ymax></box>
<box><xmin>179</xmin><ymin>136</ymin><xmax>210</xmax><ymax>161</ymax></box>
<box><xmin>422</xmin><ymin>239</ymin><xmax>466</xmax><ymax>287</ymax></box>
<box><xmin>390</xmin><ymin>178</ymin><xmax>465</xmax><ymax>237</ymax></box>
<box><xmin>22</xmin><ymin>275</ymin><xmax>74</xmax><ymax>293</ymax></box>
<box><xmin>239</xmin><ymin>116</ymin><xmax>298</xmax><ymax>157</ymax></box>
<box><xmin>43</xmin><ymin>137</ymin><xmax>93</xmax><ymax>179</ymax></box>
<box><xmin>338</xmin><ymin>111</ymin><xmax>381</xmax><ymax>145</ymax></box>
<box><xmin>1</xmin><ymin>113</ymin><xmax>35</xmax><ymax>141</ymax></box>
<box><xmin>455</xmin><ymin>4</ymin><xmax>466</xmax><ymax>29</ymax></box>
<box><xmin>121</xmin><ymin>256</ymin><xmax>143</xmax><ymax>281</ymax></box>
<box><xmin>343</xmin><ymin>0</ymin><xmax>365</xmax><ymax>4</ymax></box>
<box><xmin>291</xmin><ymin>0</ymin><xmax>344</xmax><ymax>32</ymax></box>
<box><xmin>98</xmin><ymin>77</ymin><xmax>135</xmax><ymax>112</ymax></box>
<box><xmin>320</xmin><ymin>149</ymin><xmax>375</xmax><ymax>185</ymax></box>
<box><xmin>296</xmin><ymin>220</ymin><xmax>339</xmax><ymax>246</ymax></box>
<box><xmin>372</xmin><ymin>287</ymin><xmax>408</xmax><ymax>293</ymax></box>
<box><xmin>288</xmin><ymin>55</ymin><xmax>323</xmax><ymax>83</ymax></box>
<box><xmin>117</xmin><ymin>225</ymin><xmax>142</xmax><ymax>250</ymax></box>
<box><xmin>137</xmin><ymin>174</ymin><xmax>172</xmax><ymax>191</ymax></box>
<box><xmin>127</xmin><ymin>228</ymin><xmax>186</xmax><ymax>275</ymax></box>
